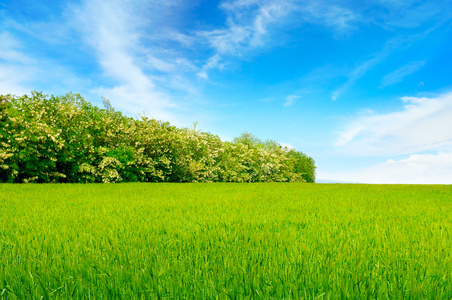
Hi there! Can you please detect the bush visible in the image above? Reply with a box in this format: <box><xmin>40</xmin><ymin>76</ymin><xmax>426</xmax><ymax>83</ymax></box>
<box><xmin>0</xmin><ymin>92</ymin><xmax>316</xmax><ymax>183</ymax></box>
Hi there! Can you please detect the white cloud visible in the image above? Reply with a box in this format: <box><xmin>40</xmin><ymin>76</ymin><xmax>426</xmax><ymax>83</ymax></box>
<box><xmin>381</xmin><ymin>60</ymin><xmax>425</xmax><ymax>87</ymax></box>
<box><xmin>199</xmin><ymin>0</ymin><xmax>359</xmax><ymax>78</ymax></box>
<box><xmin>0</xmin><ymin>31</ymin><xmax>35</xmax><ymax>95</ymax></box>
<box><xmin>146</xmin><ymin>56</ymin><xmax>177</xmax><ymax>73</ymax></box>
<box><xmin>0</xmin><ymin>31</ymin><xmax>35</xmax><ymax>64</ymax></box>
<box><xmin>0</xmin><ymin>65</ymin><xmax>34</xmax><ymax>96</ymax></box>
<box><xmin>71</xmin><ymin>0</ymin><xmax>176</xmax><ymax>120</ymax></box>
<box><xmin>197</xmin><ymin>54</ymin><xmax>222</xmax><ymax>79</ymax></box>
<box><xmin>92</xmin><ymin>85</ymin><xmax>176</xmax><ymax>122</ymax></box>
<box><xmin>221</xmin><ymin>0</ymin><xmax>359</xmax><ymax>34</ymax></box>
<box><xmin>300</xmin><ymin>2</ymin><xmax>356</xmax><ymax>34</ymax></box>
<box><xmin>318</xmin><ymin>152</ymin><xmax>452</xmax><ymax>184</ymax></box>
<box><xmin>199</xmin><ymin>1</ymin><xmax>292</xmax><ymax>57</ymax></box>
<box><xmin>336</xmin><ymin>92</ymin><xmax>452</xmax><ymax>156</ymax></box>
<box><xmin>0</xmin><ymin>0</ymin><xmax>205</xmax><ymax>124</ymax></box>
<box><xmin>0</xmin><ymin>30</ymin><xmax>92</xmax><ymax>97</ymax></box>
<box><xmin>155</xmin><ymin>30</ymin><xmax>195</xmax><ymax>48</ymax></box>
<box><xmin>284</xmin><ymin>94</ymin><xmax>299</xmax><ymax>107</ymax></box>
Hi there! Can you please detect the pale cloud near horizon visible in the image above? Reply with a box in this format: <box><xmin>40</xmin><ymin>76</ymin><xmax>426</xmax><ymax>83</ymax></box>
<box><xmin>336</xmin><ymin>92</ymin><xmax>452</xmax><ymax>156</ymax></box>
<box><xmin>318</xmin><ymin>152</ymin><xmax>452</xmax><ymax>184</ymax></box>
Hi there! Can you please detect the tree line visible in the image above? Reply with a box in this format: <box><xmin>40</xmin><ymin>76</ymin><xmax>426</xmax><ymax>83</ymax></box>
<box><xmin>0</xmin><ymin>92</ymin><xmax>316</xmax><ymax>183</ymax></box>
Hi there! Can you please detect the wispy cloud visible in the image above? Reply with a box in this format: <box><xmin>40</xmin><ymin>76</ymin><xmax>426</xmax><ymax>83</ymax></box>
<box><xmin>152</xmin><ymin>29</ymin><xmax>195</xmax><ymax>48</ymax></box>
<box><xmin>71</xmin><ymin>0</ymin><xmax>181</xmax><ymax>121</ymax></box>
<box><xmin>376</xmin><ymin>0</ymin><xmax>451</xmax><ymax>29</ymax></box>
<box><xmin>318</xmin><ymin>152</ymin><xmax>452</xmax><ymax>184</ymax></box>
<box><xmin>219</xmin><ymin>0</ymin><xmax>295</xmax><ymax>49</ymax></box>
<box><xmin>1</xmin><ymin>0</ymin><xmax>207</xmax><ymax>122</ymax></box>
<box><xmin>0</xmin><ymin>31</ymin><xmax>35</xmax><ymax>95</ymax></box>
<box><xmin>284</xmin><ymin>94</ymin><xmax>300</xmax><ymax>107</ymax></box>
<box><xmin>198</xmin><ymin>0</ymin><xmax>294</xmax><ymax>78</ymax></box>
<box><xmin>335</xmin><ymin>92</ymin><xmax>452</xmax><ymax>156</ymax></box>
<box><xmin>197</xmin><ymin>54</ymin><xmax>223</xmax><ymax>79</ymax></box>
<box><xmin>331</xmin><ymin>23</ymin><xmax>441</xmax><ymax>101</ymax></box>
<box><xmin>331</xmin><ymin>37</ymin><xmax>405</xmax><ymax>100</ymax></box>
<box><xmin>0</xmin><ymin>64</ymin><xmax>34</xmax><ymax>96</ymax></box>
<box><xmin>199</xmin><ymin>0</ymin><xmax>359</xmax><ymax>78</ymax></box>
<box><xmin>0</xmin><ymin>30</ymin><xmax>87</xmax><ymax>96</ymax></box>
<box><xmin>381</xmin><ymin>60</ymin><xmax>426</xmax><ymax>87</ymax></box>
<box><xmin>0</xmin><ymin>31</ymin><xmax>35</xmax><ymax>64</ymax></box>
<box><xmin>299</xmin><ymin>1</ymin><xmax>356</xmax><ymax>35</ymax></box>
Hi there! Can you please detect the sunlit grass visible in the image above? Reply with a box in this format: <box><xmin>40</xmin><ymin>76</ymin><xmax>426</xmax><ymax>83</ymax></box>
<box><xmin>1</xmin><ymin>183</ymin><xmax>451</xmax><ymax>298</ymax></box>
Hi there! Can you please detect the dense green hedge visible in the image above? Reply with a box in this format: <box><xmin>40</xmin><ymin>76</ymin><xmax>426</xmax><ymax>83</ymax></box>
<box><xmin>0</xmin><ymin>92</ymin><xmax>316</xmax><ymax>183</ymax></box>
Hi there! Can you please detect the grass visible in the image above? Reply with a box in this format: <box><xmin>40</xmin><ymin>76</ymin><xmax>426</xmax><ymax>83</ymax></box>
<box><xmin>1</xmin><ymin>183</ymin><xmax>451</xmax><ymax>299</ymax></box>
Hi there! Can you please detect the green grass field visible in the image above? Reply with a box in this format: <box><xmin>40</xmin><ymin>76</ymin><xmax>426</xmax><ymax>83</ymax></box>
<box><xmin>1</xmin><ymin>183</ymin><xmax>451</xmax><ymax>299</ymax></box>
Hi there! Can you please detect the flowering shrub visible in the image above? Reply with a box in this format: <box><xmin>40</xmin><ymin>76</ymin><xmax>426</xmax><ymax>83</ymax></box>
<box><xmin>0</xmin><ymin>92</ymin><xmax>316</xmax><ymax>183</ymax></box>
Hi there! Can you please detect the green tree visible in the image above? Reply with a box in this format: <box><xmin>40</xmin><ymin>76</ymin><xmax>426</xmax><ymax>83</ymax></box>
<box><xmin>0</xmin><ymin>92</ymin><xmax>316</xmax><ymax>183</ymax></box>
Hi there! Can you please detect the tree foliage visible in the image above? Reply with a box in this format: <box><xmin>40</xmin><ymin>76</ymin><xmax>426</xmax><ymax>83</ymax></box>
<box><xmin>0</xmin><ymin>92</ymin><xmax>316</xmax><ymax>183</ymax></box>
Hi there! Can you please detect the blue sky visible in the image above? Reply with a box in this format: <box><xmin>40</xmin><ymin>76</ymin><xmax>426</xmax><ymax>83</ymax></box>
<box><xmin>1</xmin><ymin>0</ymin><xmax>452</xmax><ymax>183</ymax></box>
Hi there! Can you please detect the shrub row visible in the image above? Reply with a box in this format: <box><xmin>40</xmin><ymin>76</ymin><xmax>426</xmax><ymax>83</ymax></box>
<box><xmin>0</xmin><ymin>92</ymin><xmax>315</xmax><ymax>183</ymax></box>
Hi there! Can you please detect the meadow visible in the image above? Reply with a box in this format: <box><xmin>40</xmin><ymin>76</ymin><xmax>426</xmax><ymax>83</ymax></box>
<box><xmin>1</xmin><ymin>183</ymin><xmax>451</xmax><ymax>299</ymax></box>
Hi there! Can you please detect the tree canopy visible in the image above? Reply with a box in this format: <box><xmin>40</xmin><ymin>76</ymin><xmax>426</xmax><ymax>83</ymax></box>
<box><xmin>0</xmin><ymin>92</ymin><xmax>316</xmax><ymax>183</ymax></box>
